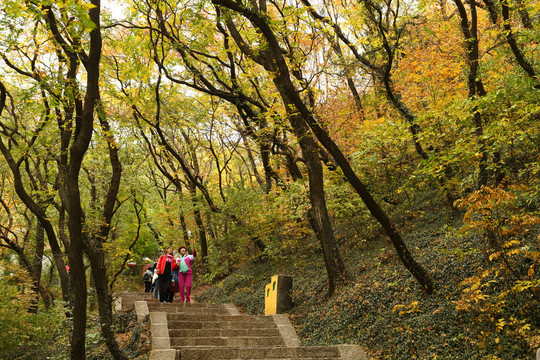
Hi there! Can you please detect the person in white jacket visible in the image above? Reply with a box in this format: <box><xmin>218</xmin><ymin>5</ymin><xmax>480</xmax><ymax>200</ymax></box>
<box><xmin>143</xmin><ymin>268</ymin><xmax>153</xmax><ymax>292</ymax></box>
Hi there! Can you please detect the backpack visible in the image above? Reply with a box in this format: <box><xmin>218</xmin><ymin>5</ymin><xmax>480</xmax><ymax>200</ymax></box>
<box><xmin>143</xmin><ymin>272</ymin><xmax>151</xmax><ymax>281</ymax></box>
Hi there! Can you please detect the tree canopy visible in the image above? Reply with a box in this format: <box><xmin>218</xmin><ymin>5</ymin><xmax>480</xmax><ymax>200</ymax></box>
<box><xmin>0</xmin><ymin>0</ymin><xmax>539</xmax><ymax>358</ymax></box>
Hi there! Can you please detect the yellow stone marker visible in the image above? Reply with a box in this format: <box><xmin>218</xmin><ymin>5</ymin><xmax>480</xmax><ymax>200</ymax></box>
<box><xmin>265</xmin><ymin>274</ymin><xmax>293</xmax><ymax>315</ymax></box>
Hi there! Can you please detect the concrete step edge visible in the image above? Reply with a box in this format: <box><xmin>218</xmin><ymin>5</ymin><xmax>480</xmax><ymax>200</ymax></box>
<box><xmin>168</xmin><ymin>330</ymin><xmax>281</xmax><ymax>337</ymax></box>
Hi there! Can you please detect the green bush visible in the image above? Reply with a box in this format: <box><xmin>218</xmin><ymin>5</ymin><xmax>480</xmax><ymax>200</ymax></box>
<box><xmin>0</xmin><ymin>278</ymin><xmax>68</xmax><ymax>359</ymax></box>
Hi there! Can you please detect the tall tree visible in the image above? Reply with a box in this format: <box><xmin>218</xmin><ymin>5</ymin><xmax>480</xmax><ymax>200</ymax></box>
<box><xmin>212</xmin><ymin>0</ymin><xmax>434</xmax><ymax>293</ymax></box>
<box><xmin>452</xmin><ymin>0</ymin><xmax>489</xmax><ymax>188</ymax></box>
<box><xmin>1</xmin><ymin>1</ymin><xmax>127</xmax><ymax>358</ymax></box>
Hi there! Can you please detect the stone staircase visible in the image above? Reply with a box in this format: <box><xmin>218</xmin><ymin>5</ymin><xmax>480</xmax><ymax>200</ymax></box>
<box><xmin>118</xmin><ymin>292</ymin><xmax>367</xmax><ymax>360</ymax></box>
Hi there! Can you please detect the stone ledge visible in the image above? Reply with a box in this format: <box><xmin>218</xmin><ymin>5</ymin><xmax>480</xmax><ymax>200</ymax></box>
<box><xmin>224</xmin><ymin>303</ymin><xmax>240</xmax><ymax>315</ymax></box>
<box><xmin>151</xmin><ymin>337</ymin><xmax>171</xmax><ymax>350</ymax></box>
<box><xmin>149</xmin><ymin>349</ymin><xmax>176</xmax><ymax>360</ymax></box>
<box><xmin>271</xmin><ymin>314</ymin><xmax>301</xmax><ymax>347</ymax></box>
<box><xmin>150</xmin><ymin>311</ymin><xmax>171</xmax><ymax>352</ymax></box>
<box><xmin>270</xmin><ymin>313</ymin><xmax>292</xmax><ymax>326</ymax></box>
<box><xmin>337</xmin><ymin>344</ymin><xmax>368</xmax><ymax>360</ymax></box>
<box><xmin>150</xmin><ymin>311</ymin><xmax>168</xmax><ymax>325</ymax></box>
<box><xmin>114</xmin><ymin>296</ymin><xmax>122</xmax><ymax>312</ymax></box>
<box><xmin>151</xmin><ymin>324</ymin><xmax>169</xmax><ymax>337</ymax></box>
<box><xmin>134</xmin><ymin>301</ymin><xmax>149</xmax><ymax>322</ymax></box>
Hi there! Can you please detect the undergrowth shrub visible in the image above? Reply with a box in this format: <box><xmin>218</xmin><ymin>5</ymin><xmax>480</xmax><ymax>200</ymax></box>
<box><xmin>200</xmin><ymin>181</ymin><xmax>321</xmax><ymax>284</ymax></box>
<box><xmin>454</xmin><ymin>184</ymin><xmax>540</xmax><ymax>357</ymax></box>
<box><xmin>0</xmin><ymin>275</ymin><xmax>67</xmax><ymax>359</ymax></box>
<box><xmin>86</xmin><ymin>309</ymin><xmax>149</xmax><ymax>360</ymax></box>
<box><xmin>197</xmin><ymin>262</ymin><xmax>271</xmax><ymax>314</ymax></box>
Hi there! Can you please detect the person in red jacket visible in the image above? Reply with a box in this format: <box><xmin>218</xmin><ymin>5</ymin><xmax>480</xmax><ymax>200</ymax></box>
<box><xmin>176</xmin><ymin>246</ymin><xmax>197</xmax><ymax>303</ymax></box>
<box><xmin>156</xmin><ymin>246</ymin><xmax>178</xmax><ymax>303</ymax></box>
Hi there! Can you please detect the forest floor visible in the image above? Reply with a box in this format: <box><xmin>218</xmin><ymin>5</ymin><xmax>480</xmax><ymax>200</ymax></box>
<box><xmin>195</xmin><ymin>204</ymin><xmax>540</xmax><ymax>360</ymax></box>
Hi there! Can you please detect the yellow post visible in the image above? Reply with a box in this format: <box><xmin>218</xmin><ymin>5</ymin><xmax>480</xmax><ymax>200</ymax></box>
<box><xmin>264</xmin><ymin>274</ymin><xmax>293</xmax><ymax>315</ymax></box>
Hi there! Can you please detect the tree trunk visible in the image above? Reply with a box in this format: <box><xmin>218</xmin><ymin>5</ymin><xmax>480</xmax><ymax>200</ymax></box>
<box><xmin>301</xmin><ymin>114</ymin><xmax>436</xmax><ymax>293</ymax></box>
<box><xmin>189</xmin><ymin>181</ymin><xmax>208</xmax><ymax>261</ymax></box>
<box><xmin>0</xmin><ymin>82</ymin><xmax>70</xmax><ymax>305</ymax></box>
<box><xmin>0</xmin><ymin>152</ymin><xmax>71</xmax><ymax>302</ymax></box>
<box><xmin>1</xmin><ymin>221</ymin><xmax>52</xmax><ymax>312</ymax></box>
<box><xmin>280</xmin><ymin>95</ymin><xmax>347</xmax><ymax>295</ymax></box>
<box><xmin>515</xmin><ymin>0</ymin><xmax>533</xmax><ymax>29</ymax></box>
<box><xmin>65</xmin><ymin>187</ymin><xmax>87</xmax><ymax>360</ymax></box>
<box><xmin>29</xmin><ymin>221</ymin><xmax>46</xmax><ymax>313</ymax></box>
<box><xmin>178</xmin><ymin>185</ymin><xmax>190</xmax><ymax>243</ymax></box>
<box><xmin>93</xmin><ymin>102</ymin><xmax>127</xmax><ymax>360</ymax></box>
<box><xmin>501</xmin><ymin>0</ymin><xmax>537</xmax><ymax>81</ymax></box>
<box><xmin>206</xmin><ymin>211</ymin><xmax>217</xmax><ymax>242</ymax></box>
<box><xmin>222</xmin><ymin>2</ymin><xmax>347</xmax><ymax>291</ymax></box>
<box><xmin>181</xmin><ymin>131</ymin><xmax>209</xmax><ymax>260</ymax></box>
<box><xmin>86</xmin><ymin>243</ymin><xmax>128</xmax><ymax>360</ymax></box>
<box><xmin>240</xmin><ymin>130</ymin><xmax>265</xmax><ymax>188</ymax></box>
<box><xmin>214</xmin><ymin>0</ymin><xmax>434</xmax><ymax>293</ymax></box>
<box><xmin>261</xmin><ymin>141</ymin><xmax>277</xmax><ymax>192</ymax></box>
<box><xmin>64</xmin><ymin>2</ymin><xmax>102</xmax><ymax>358</ymax></box>
<box><xmin>326</xmin><ymin>34</ymin><xmax>364</xmax><ymax>116</ymax></box>
<box><xmin>453</xmin><ymin>0</ymin><xmax>488</xmax><ymax>188</ymax></box>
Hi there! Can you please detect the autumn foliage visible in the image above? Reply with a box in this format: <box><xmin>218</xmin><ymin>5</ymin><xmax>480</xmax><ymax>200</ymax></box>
<box><xmin>0</xmin><ymin>0</ymin><xmax>539</xmax><ymax>358</ymax></box>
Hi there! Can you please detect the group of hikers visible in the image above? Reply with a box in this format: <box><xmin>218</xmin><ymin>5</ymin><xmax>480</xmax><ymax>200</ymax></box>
<box><xmin>143</xmin><ymin>246</ymin><xmax>196</xmax><ymax>303</ymax></box>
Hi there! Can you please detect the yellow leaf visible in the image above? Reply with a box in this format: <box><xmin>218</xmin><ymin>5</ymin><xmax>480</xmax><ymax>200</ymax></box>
<box><xmin>502</xmin><ymin>239</ymin><xmax>520</xmax><ymax>248</ymax></box>
<box><xmin>506</xmin><ymin>249</ymin><xmax>520</xmax><ymax>256</ymax></box>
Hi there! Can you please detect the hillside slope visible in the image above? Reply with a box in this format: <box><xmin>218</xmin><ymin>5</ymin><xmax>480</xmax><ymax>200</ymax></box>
<box><xmin>196</xmin><ymin>206</ymin><xmax>539</xmax><ymax>359</ymax></box>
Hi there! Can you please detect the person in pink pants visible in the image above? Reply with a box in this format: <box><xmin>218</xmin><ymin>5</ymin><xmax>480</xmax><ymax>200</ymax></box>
<box><xmin>176</xmin><ymin>246</ymin><xmax>197</xmax><ymax>303</ymax></box>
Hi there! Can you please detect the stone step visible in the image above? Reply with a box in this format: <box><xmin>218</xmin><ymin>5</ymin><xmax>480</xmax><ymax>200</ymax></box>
<box><xmin>171</xmin><ymin>336</ymin><xmax>285</xmax><ymax>347</ymax></box>
<box><xmin>177</xmin><ymin>346</ymin><xmax>341</xmax><ymax>359</ymax></box>
<box><xmin>167</xmin><ymin>314</ymin><xmax>273</xmax><ymax>322</ymax></box>
<box><xmin>150</xmin><ymin>302</ymin><xmax>225</xmax><ymax>308</ymax></box>
<box><xmin>119</xmin><ymin>293</ymin><xmax>157</xmax><ymax>310</ymax></box>
<box><xmin>169</xmin><ymin>328</ymin><xmax>281</xmax><ymax>338</ymax></box>
<box><xmin>121</xmin><ymin>291</ymin><xmax>149</xmax><ymax>296</ymax></box>
<box><xmin>149</xmin><ymin>303</ymin><xmax>229</xmax><ymax>314</ymax></box>
<box><xmin>168</xmin><ymin>320</ymin><xmax>278</xmax><ymax>330</ymax></box>
<box><xmin>121</xmin><ymin>291</ymin><xmax>368</xmax><ymax>360</ymax></box>
<box><xmin>119</xmin><ymin>292</ymin><xmax>152</xmax><ymax>295</ymax></box>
